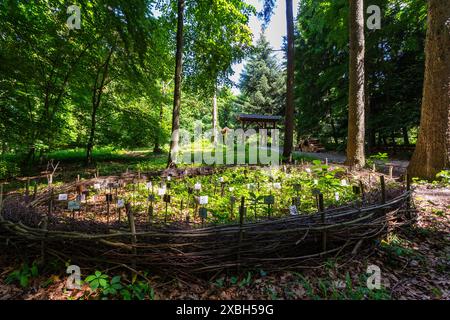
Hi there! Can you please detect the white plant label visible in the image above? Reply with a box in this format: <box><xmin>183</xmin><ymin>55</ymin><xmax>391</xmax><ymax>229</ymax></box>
<box><xmin>289</xmin><ymin>205</ymin><xmax>298</xmax><ymax>216</ymax></box>
<box><xmin>117</xmin><ymin>199</ymin><xmax>125</xmax><ymax>208</ymax></box>
<box><xmin>219</xmin><ymin>177</ymin><xmax>224</xmax><ymax>183</ymax></box>
<box><xmin>273</xmin><ymin>183</ymin><xmax>281</xmax><ymax>190</ymax></box>
<box><xmin>58</xmin><ymin>194</ymin><xmax>68</xmax><ymax>201</ymax></box>
<box><xmin>94</xmin><ymin>183</ymin><xmax>101</xmax><ymax>190</ymax></box>
<box><xmin>158</xmin><ymin>188</ymin><xmax>166</xmax><ymax>196</ymax></box>
<box><xmin>194</xmin><ymin>182</ymin><xmax>201</xmax><ymax>190</ymax></box>
<box><xmin>229</xmin><ymin>187</ymin><xmax>235</xmax><ymax>192</ymax></box>
<box><xmin>199</xmin><ymin>196</ymin><xmax>209</xmax><ymax>205</ymax></box>
<box><xmin>305</xmin><ymin>168</ymin><xmax>311</xmax><ymax>173</ymax></box>
<box><xmin>146</xmin><ymin>182</ymin><xmax>152</xmax><ymax>189</ymax></box>
<box><xmin>341</xmin><ymin>179</ymin><xmax>348</xmax><ymax>186</ymax></box>
<box><xmin>335</xmin><ymin>192</ymin><xmax>340</xmax><ymax>201</ymax></box>
<box><xmin>313</xmin><ymin>179</ymin><xmax>318</xmax><ymax>185</ymax></box>
<box><xmin>167</xmin><ymin>176</ymin><xmax>171</xmax><ymax>181</ymax></box>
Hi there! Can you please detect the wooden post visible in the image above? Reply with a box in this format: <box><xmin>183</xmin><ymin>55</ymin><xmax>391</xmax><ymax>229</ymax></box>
<box><xmin>48</xmin><ymin>188</ymin><xmax>54</xmax><ymax>217</ymax></box>
<box><xmin>380</xmin><ymin>175</ymin><xmax>386</xmax><ymax>204</ymax></box>
<box><xmin>372</xmin><ymin>163</ymin><xmax>376</xmax><ymax>172</ymax></box>
<box><xmin>319</xmin><ymin>193</ymin><xmax>326</xmax><ymax>252</ymax></box>
<box><xmin>25</xmin><ymin>178</ymin><xmax>30</xmax><ymax>200</ymax></box>
<box><xmin>359</xmin><ymin>180</ymin><xmax>365</xmax><ymax>204</ymax></box>
<box><xmin>32</xmin><ymin>181</ymin><xmax>38</xmax><ymax>201</ymax></box>
<box><xmin>126</xmin><ymin>203</ymin><xmax>137</xmax><ymax>266</ymax></box>
<box><xmin>237</xmin><ymin>196</ymin><xmax>245</xmax><ymax>272</ymax></box>
<box><xmin>389</xmin><ymin>165</ymin><xmax>393</xmax><ymax>179</ymax></box>
<box><xmin>165</xmin><ymin>201</ymin><xmax>169</xmax><ymax>224</ymax></box>
<box><xmin>406</xmin><ymin>172</ymin><xmax>411</xmax><ymax>219</ymax></box>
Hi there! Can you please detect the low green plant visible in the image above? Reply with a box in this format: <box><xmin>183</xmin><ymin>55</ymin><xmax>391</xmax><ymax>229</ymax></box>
<box><xmin>366</xmin><ymin>152</ymin><xmax>388</xmax><ymax>169</ymax></box>
<box><xmin>436</xmin><ymin>170</ymin><xmax>450</xmax><ymax>185</ymax></box>
<box><xmin>6</xmin><ymin>262</ymin><xmax>39</xmax><ymax>288</ymax></box>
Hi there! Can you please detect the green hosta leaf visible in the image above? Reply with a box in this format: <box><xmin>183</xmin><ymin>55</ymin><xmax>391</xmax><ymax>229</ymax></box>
<box><xmin>90</xmin><ymin>279</ymin><xmax>100</xmax><ymax>290</ymax></box>
<box><xmin>85</xmin><ymin>275</ymin><xmax>96</xmax><ymax>282</ymax></box>
<box><xmin>99</xmin><ymin>278</ymin><xmax>108</xmax><ymax>287</ymax></box>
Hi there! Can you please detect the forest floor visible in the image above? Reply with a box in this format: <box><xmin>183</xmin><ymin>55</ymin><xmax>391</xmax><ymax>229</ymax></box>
<box><xmin>0</xmin><ymin>152</ymin><xmax>448</xmax><ymax>300</ymax></box>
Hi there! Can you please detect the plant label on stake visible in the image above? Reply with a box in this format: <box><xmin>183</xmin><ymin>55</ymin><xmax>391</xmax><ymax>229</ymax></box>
<box><xmin>158</xmin><ymin>187</ymin><xmax>166</xmax><ymax>196</ymax></box>
<box><xmin>68</xmin><ymin>201</ymin><xmax>80</xmax><ymax>211</ymax></box>
<box><xmin>199</xmin><ymin>196</ymin><xmax>208</xmax><ymax>205</ymax></box>
<box><xmin>194</xmin><ymin>182</ymin><xmax>201</xmax><ymax>191</ymax></box>
<box><xmin>199</xmin><ymin>207</ymin><xmax>207</xmax><ymax>219</ymax></box>
<box><xmin>289</xmin><ymin>205</ymin><xmax>298</xmax><ymax>216</ymax></box>
<box><xmin>58</xmin><ymin>194</ymin><xmax>68</xmax><ymax>201</ymax></box>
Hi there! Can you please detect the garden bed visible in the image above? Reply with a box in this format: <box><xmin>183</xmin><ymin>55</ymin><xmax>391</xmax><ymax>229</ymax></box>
<box><xmin>0</xmin><ymin>164</ymin><xmax>412</xmax><ymax>276</ymax></box>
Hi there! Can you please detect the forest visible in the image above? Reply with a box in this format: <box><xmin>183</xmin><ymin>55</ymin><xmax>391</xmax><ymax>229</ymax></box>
<box><xmin>0</xmin><ymin>0</ymin><xmax>449</xmax><ymax>302</ymax></box>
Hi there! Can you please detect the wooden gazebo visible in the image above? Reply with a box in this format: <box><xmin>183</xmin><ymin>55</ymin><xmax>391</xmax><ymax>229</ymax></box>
<box><xmin>237</xmin><ymin>114</ymin><xmax>282</xmax><ymax>130</ymax></box>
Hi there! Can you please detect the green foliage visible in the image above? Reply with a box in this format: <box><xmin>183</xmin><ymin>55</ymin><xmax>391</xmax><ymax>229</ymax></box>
<box><xmin>366</xmin><ymin>152</ymin><xmax>389</xmax><ymax>168</ymax></box>
<box><xmin>294</xmin><ymin>0</ymin><xmax>426</xmax><ymax>149</ymax></box>
<box><xmin>6</xmin><ymin>262</ymin><xmax>39</xmax><ymax>288</ymax></box>
<box><xmin>435</xmin><ymin>170</ymin><xmax>450</xmax><ymax>185</ymax></box>
<box><xmin>85</xmin><ymin>271</ymin><xmax>109</xmax><ymax>291</ymax></box>
<box><xmin>84</xmin><ymin>271</ymin><xmax>154</xmax><ymax>300</ymax></box>
<box><xmin>238</xmin><ymin>34</ymin><xmax>285</xmax><ymax>116</ymax></box>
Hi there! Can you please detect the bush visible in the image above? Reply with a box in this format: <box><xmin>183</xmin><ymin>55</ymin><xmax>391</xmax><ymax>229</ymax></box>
<box><xmin>0</xmin><ymin>158</ymin><xmax>20</xmax><ymax>179</ymax></box>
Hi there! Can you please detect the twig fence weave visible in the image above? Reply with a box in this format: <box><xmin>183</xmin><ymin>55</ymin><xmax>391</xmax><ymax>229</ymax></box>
<box><xmin>0</xmin><ymin>180</ymin><xmax>412</xmax><ymax>275</ymax></box>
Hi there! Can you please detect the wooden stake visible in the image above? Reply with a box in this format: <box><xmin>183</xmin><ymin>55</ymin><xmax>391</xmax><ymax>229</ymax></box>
<box><xmin>406</xmin><ymin>172</ymin><xmax>411</xmax><ymax>219</ymax></box>
<box><xmin>389</xmin><ymin>165</ymin><xmax>393</xmax><ymax>179</ymax></box>
<box><xmin>380</xmin><ymin>175</ymin><xmax>386</xmax><ymax>204</ymax></box>
<box><xmin>237</xmin><ymin>196</ymin><xmax>245</xmax><ymax>272</ymax></box>
<box><xmin>319</xmin><ymin>193</ymin><xmax>326</xmax><ymax>252</ymax></box>
<box><xmin>126</xmin><ymin>203</ymin><xmax>137</xmax><ymax>267</ymax></box>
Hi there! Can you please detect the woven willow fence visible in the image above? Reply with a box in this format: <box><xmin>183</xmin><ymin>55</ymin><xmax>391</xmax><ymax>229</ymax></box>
<box><xmin>0</xmin><ymin>173</ymin><xmax>412</xmax><ymax>276</ymax></box>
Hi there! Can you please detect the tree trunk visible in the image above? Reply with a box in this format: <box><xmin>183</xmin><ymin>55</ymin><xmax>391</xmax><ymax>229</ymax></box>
<box><xmin>402</xmin><ymin>127</ymin><xmax>410</xmax><ymax>146</ymax></box>
<box><xmin>167</xmin><ymin>0</ymin><xmax>185</xmax><ymax>168</ymax></box>
<box><xmin>282</xmin><ymin>0</ymin><xmax>295</xmax><ymax>161</ymax></box>
<box><xmin>153</xmin><ymin>103</ymin><xmax>164</xmax><ymax>153</ymax></box>
<box><xmin>211</xmin><ymin>86</ymin><xmax>218</xmax><ymax>145</ymax></box>
<box><xmin>408</xmin><ymin>0</ymin><xmax>450</xmax><ymax>179</ymax></box>
<box><xmin>86</xmin><ymin>47</ymin><xmax>114</xmax><ymax>165</ymax></box>
<box><xmin>345</xmin><ymin>0</ymin><xmax>366</xmax><ymax>168</ymax></box>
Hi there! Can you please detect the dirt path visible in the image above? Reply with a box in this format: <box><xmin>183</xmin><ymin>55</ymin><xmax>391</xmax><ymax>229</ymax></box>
<box><xmin>295</xmin><ymin>151</ymin><xmax>410</xmax><ymax>175</ymax></box>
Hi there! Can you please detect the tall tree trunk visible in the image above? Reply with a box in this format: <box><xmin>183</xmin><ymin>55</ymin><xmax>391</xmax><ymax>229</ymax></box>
<box><xmin>211</xmin><ymin>86</ymin><xmax>218</xmax><ymax>145</ymax></box>
<box><xmin>153</xmin><ymin>103</ymin><xmax>164</xmax><ymax>153</ymax></box>
<box><xmin>167</xmin><ymin>0</ymin><xmax>185</xmax><ymax>168</ymax></box>
<box><xmin>86</xmin><ymin>48</ymin><xmax>114</xmax><ymax>165</ymax></box>
<box><xmin>345</xmin><ymin>0</ymin><xmax>366</xmax><ymax>168</ymax></box>
<box><xmin>408</xmin><ymin>0</ymin><xmax>450</xmax><ymax>179</ymax></box>
<box><xmin>402</xmin><ymin>127</ymin><xmax>409</xmax><ymax>146</ymax></box>
<box><xmin>282</xmin><ymin>0</ymin><xmax>295</xmax><ymax>161</ymax></box>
